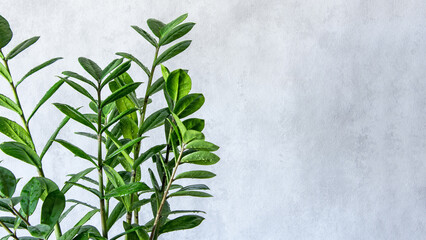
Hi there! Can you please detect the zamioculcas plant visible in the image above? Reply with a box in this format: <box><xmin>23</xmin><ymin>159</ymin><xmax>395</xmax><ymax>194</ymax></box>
<box><xmin>0</xmin><ymin>13</ymin><xmax>219</xmax><ymax>240</ymax></box>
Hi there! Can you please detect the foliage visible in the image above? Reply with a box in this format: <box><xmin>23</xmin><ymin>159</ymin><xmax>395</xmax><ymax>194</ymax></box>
<box><xmin>0</xmin><ymin>13</ymin><xmax>219</xmax><ymax>240</ymax></box>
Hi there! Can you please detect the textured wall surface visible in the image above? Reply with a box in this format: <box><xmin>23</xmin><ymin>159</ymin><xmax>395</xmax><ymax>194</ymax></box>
<box><xmin>1</xmin><ymin>0</ymin><xmax>426</xmax><ymax>239</ymax></box>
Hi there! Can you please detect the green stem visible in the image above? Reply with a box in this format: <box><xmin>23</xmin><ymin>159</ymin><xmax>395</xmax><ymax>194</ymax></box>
<box><xmin>149</xmin><ymin>145</ymin><xmax>185</xmax><ymax>240</ymax></box>
<box><xmin>97</xmin><ymin>87</ymin><xmax>108</xmax><ymax>238</ymax></box>
<box><xmin>0</xmin><ymin>220</ymin><xmax>18</xmax><ymax>240</ymax></box>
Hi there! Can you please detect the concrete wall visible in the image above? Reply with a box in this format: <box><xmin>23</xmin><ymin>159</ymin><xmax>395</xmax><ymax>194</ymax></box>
<box><xmin>1</xmin><ymin>0</ymin><xmax>425</xmax><ymax>239</ymax></box>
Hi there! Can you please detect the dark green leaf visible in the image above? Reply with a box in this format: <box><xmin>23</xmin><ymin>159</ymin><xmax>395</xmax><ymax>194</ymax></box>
<box><xmin>41</xmin><ymin>190</ymin><xmax>65</xmax><ymax>227</ymax></box>
<box><xmin>101</xmin><ymin>58</ymin><xmax>123</xmax><ymax>79</ymax></box>
<box><xmin>179</xmin><ymin>184</ymin><xmax>210</xmax><ymax>191</ymax></box>
<box><xmin>155</xmin><ymin>40</ymin><xmax>191</xmax><ymax>66</ymax></box>
<box><xmin>147</xmin><ymin>77</ymin><xmax>165</xmax><ymax>97</ymax></box>
<box><xmin>0</xmin><ymin>15</ymin><xmax>12</xmax><ymax>49</ymax></box>
<box><xmin>62</xmin><ymin>71</ymin><xmax>97</xmax><ymax>89</ymax></box>
<box><xmin>105</xmin><ymin>182</ymin><xmax>150</xmax><ymax>199</ymax></box>
<box><xmin>0</xmin><ymin>142</ymin><xmax>41</xmax><ymax>167</ymax></box>
<box><xmin>139</xmin><ymin>108</ymin><xmax>169</xmax><ymax>135</ymax></box>
<box><xmin>0</xmin><ymin>117</ymin><xmax>33</xmax><ymax>148</ymax></box>
<box><xmin>185</xmin><ymin>140</ymin><xmax>219</xmax><ymax>151</ymax></box>
<box><xmin>6</xmin><ymin>36</ymin><xmax>39</xmax><ymax>60</ymax></box>
<box><xmin>75</xmin><ymin>131</ymin><xmax>105</xmax><ymax>142</ymax></box>
<box><xmin>105</xmin><ymin>136</ymin><xmax>144</xmax><ymax>161</ymax></box>
<box><xmin>133</xmin><ymin>144</ymin><xmax>166</xmax><ymax>169</ymax></box>
<box><xmin>103</xmin><ymin>165</ymin><xmax>125</xmax><ymax>188</ymax></box>
<box><xmin>59</xmin><ymin>204</ymin><xmax>77</xmax><ymax>223</ymax></box>
<box><xmin>101</xmin><ymin>108</ymin><xmax>138</xmax><ymax>133</ymax></box>
<box><xmin>63</xmin><ymin>77</ymin><xmax>95</xmax><ymax>101</ymax></box>
<box><xmin>62</xmin><ymin>167</ymin><xmax>96</xmax><ymax>194</ymax></box>
<box><xmin>74</xmin><ymin>209</ymin><xmax>99</xmax><ymax>227</ymax></box>
<box><xmin>183</xmin><ymin>118</ymin><xmax>204</xmax><ymax>131</ymax></box>
<box><xmin>17</xmin><ymin>57</ymin><xmax>62</xmax><ymax>86</ymax></box>
<box><xmin>64</xmin><ymin>182</ymin><xmax>101</xmax><ymax>198</ymax></box>
<box><xmin>147</xmin><ymin>18</ymin><xmax>165</xmax><ymax>38</ymax></box>
<box><xmin>53</xmin><ymin>103</ymin><xmax>96</xmax><ymax>131</ymax></box>
<box><xmin>107</xmin><ymin>202</ymin><xmax>125</xmax><ymax>231</ymax></box>
<box><xmin>0</xmin><ymin>167</ymin><xmax>16</xmax><ymax>198</ymax></box>
<box><xmin>66</xmin><ymin>199</ymin><xmax>97</xmax><ymax>210</ymax></box>
<box><xmin>168</xmin><ymin>191</ymin><xmax>212</xmax><ymax>198</ymax></box>
<box><xmin>175</xmin><ymin>170</ymin><xmax>216</xmax><ymax>180</ymax></box>
<box><xmin>40</xmin><ymin>116</ymin><xmax>70</xmax><ymax>160</ymax></box>
<box><xmin>180</xmin><ymin>151</ymin><xmax>219</xmax><ymax>165</ymax></box>
<box><xmin>116</xmin><ymin>52</ymin><xmax>150</xmax><ymax>77</ymax></box>
<box><xmin>159</xmin><ymin>215</ymin><xmax>204</xmax><ymax>234</ymax></box>
<box><xmin>78</xmin><ymin>57</ymin><xmax>102</xmax><ymax>81</ymax></box>
<box><xmin>101</xmin><ymin>82</ymin><xmax>142</xmax><ymax>108</ymax></box>
<box><xmin>130</xmin><ymin>199</ymin><xmax>150</xmax><ymax>211</ymax></box>
<box><xmin>174</xmin><ymin>93</ymin><xmax>204</xmax><ymax>118</ymax></box>
<box><xmin>28</xmin><ymin>224</ymin><xmax>51</xmax><ymax>238</ymax></box>
<box><xmin>55</xmin><ymin>139</ymin><xmax>96</xmax><ymax>166</ymax></box>
<box><xmin>165</xmin><ymin>69</ymin><xmax>191</xmax><ymax>103</ymax></box>
<box><xmin>0</xmin><ymin>216</ymin><xmax>26</xmax><ymax>229</ymax></box>
<box><xmin>101</xmin><ymin>61</ymin><xmax>131</xmax><ymax>89</ymax></box>
<box><xmin>58</xmin><ymin>226</ymin><xmax>81</xmax><ymax>240</ymax></box>
<box><xmin>21</xmin><ymin>177</ymin><xmax>43</xmax><ymax>216</ymax></box>
<box><xmin>160</xmin><ymin>13</ymin><xmax>188</xmax><ymax>36</ymax></box>
<box><xmin>160</xmin><ymin>22</ymin><xmax>195</xmax><ymax>46</ymax></box>
<box><xmin>28</xmin><ymin>79</ymin><xmax>65</xmax><ymax>123</ymax></box>
<box><xmin>131</xmin><ymin>25</ymin><xmax>157</xmax><ymax>47</ymax></box>
<box><xmin>0</xmin><ymin>94</ymin><xmax>21</xmax><ymax>114</ymax></box>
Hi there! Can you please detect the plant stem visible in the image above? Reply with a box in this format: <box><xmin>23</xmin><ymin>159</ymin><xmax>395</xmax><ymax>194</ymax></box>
<box><xmin>0</xmin><ymin>220</ymin><xmax>19</xmax><ymax>240</ymax></box>
<box><xmin>10</xmin><ymin>206</ymin><xmax>31</xmax><ymax>226</ymax></box>
<box><xmin>97</xmin><ymin>87</ymin><xmax>108</xmax><ymax>238</ymax></box>
<box><xmin>149</xmin><ymin>145</ymin><xmax>185</xmax><ymax>240</ymax></box>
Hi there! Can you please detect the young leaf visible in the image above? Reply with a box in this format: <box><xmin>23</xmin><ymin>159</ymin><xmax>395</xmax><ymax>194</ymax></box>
<box><xmin>160</xmin><ymin>13</ymin><xmax>188</xmax><ymax>36</ymax></box>
<box><xmin>0</xmin><ymin>141</ymin><xmax>41</xmax><ymax>168</ymax></box>
<box><xmin>53</xmin><ymin>103</ymin><xmax>96</xmax><ymax>131</ymax></box>
<box><xmin>54</xmin><ymin>139</ymin><xmax>96</xmax><ymax>166</ymax></box>
<box><xmin>133</xmin><ymin>144</ymin><xmax>167</xmax><ymax>169</ymax></box>
<box><xmin>0</xmin><ymin>117</ymin><xmax>34</xmax><ymax>148</ymax></box>
<box><xmin>0</xmin><ymin>62</ymin><xmax>12</xmax><ymax>82</ymax></box>
<box><xmin>147</xmin><ymin>18</ymin><xmax>165</xmax><ymax>38</ymax></box>
<box><xmin>171</xmin><ymin>112</ymin><xmax>187</xmax><ymax>136</ymax></box>
<box><xmin>0</xmin><ymin>15</ymin><xmax>13</xmax><ymax>49</ymax></box>
<box><xmin>116</xmin><ymin>52</ymin><xmax>150</xmax><ymax>77</ymax></box>
<box><xmin>27</xmin><ymin>79</ymin><xmax>65</xmax><ymax>123</ymax></box>
<box><xmin>159</xmin><ymin>215</ymin><xmax>204</xmax><ymax>234</ymax></box>
<box><xmin>63</xmin><ymin>77</ymin><xmax>95</xmax><ymax>101</ymax></box>
<box><xmin>0</xmin><ymin>167</ymin><xmax>16</xmax><ymax>198</ymax></box>
<box><xmin>78</xmin><ymin>57</ymin><xmax>102</xmax><ymax>81</ymax></box>
<box><xmin>6</xmin><ymin>36</ymin><xmax>39</xmax><ymax>60</ymax></box>
<box><xmin>39</xmin><ymin>116</ymin><xmax>70</xmax><ymax>160</ymax></box>
<box><xmin>139</xmin><ymin>108</ymin><xmax>169</xmax><ymax>135</ymax></box>
<box><xmin>174</xmin><ymin>93</ymin><xmax>204</xmax><ymax>118</ymax></box>
<box><xmin>185</xmin><ymin>140</ymin><xmax>219</xmax><ymax>151</ymax></box>
<box><xmin>62</xmin><ymin>71</ymin><xmax>97</xmax><ymax>89</ymax></box>
<box><xmin>168</xmin><ymin>191</ymin><xmax>212</xmax><ymax>198</ymax></box>
<box><xmin>101</xmin><ymin>61</ymin><xmax>131</xmax><ymax>89</ymax></box>
<box><xmin>103</xmin><ymin>165</ymin><xmax>125</xmax><ymax>188</ymax></box>
<box><xmin>105</xmin><ymin>182</ymin><xmax>150</xmax><ymax>199</ymax></box>
<box><xmin>183</xmin><ymin>130</ymin><xmax>204</xmax><ymax>143</ymax></box>
<box><xmin>21</xmin><ymin>177</ymin><xmax>43</xmax><ymax>216</ymax></box>
<box><xmin>61</xmin><ymin>167</ymin><xmax>96</xmax><ymax>194</ymax></box>
<box><xmin>159</xmin><ymin>22</ymin><xmax>195</xmax><ymax>46</ymax></box>
<box><xmin>41</xmin><ymin>190</ymin><xmax>65</xmax><ymax>227</ymax></box>
<box><xmin>154</xmin><ymin>40</ymin><xmax>191</xmax><ymax>66</ymax></box>
<box><xmin>17</xmin><ymin>57</ymin><xmax>63</xmax><ymax>86</ymax></box>
<box><xmin>175</xmin><ymin>170</ymin><xmax>216</xmax><ymax>180</ymax></box>
<box><xmin>166</xmin><ymin>69</ymin><xmax>192</xmax><ymax>103</ymax></box>
<box><xmin>101</xmin><ymin>58</ymin><xmax>123</xmax><ymax>79</ymax></box>
<box><xmin>131</xmin><ymin>25</ymin><xmax>157</xmax><ymax>47</ymax></box>
<box><xmin>180</xmin><ymin>151</ymin><xmax>220</xmax><ymax>165</ymax></box>
<box><xmin>101</xmin><ymin>82</ymin><xmax>142</xmax><ymax>108</ymax></box>
<box><xmin>28</xmin><ymin>224</ymin><xmax>51</xmax><ymax>238</ymax></box>
<box><xmin>0</xmin><ymin>94</ymin><xmax>21</xmax><ymax>114</ymax></box>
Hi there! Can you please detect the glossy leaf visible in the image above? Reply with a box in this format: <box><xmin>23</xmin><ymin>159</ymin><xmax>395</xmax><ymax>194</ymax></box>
<box><xmin>103</xmin><ymin>165</ymin><xmax>125</xmax><ymax>188</ymax></box>
<box><xmin>0</xmin><ymin>141</ymin><xmax>41</xmax><ymax>168</ymax></box>
<box><xmin>62</xmin><ymin>71</ymin><xmax>97</xmax><ymax>89</ymax></box>
<box><xmin>101</xmin><ymin>108</ymin><xmax>138</xmax><ymax>133</ymax></box>
<box><xmin>6</xmin><ymin>36</ymin><xmax>39</xmax><ymax>60</ymax></box>
<box><xmin>101</xmin><ymin>61</ymin><xmax>131</xmax><ymax>89</ymax></box>
<box><xmin>101</xmin><ymin>82</ymin><xmax>142</xmax><ymax>108</ymax></box>
<box><xmin>21</xmin><ymin>177</ymin><xmax>43</xmax><ymax>216</ymax></box>
<box><xmin>63</xmin><ymin>77</ymin><xmax>95</xmax><ymax>101</ymax></box>
<box><xmin>160</xmin><ymin>13</ymin><xmax>188</xmax><ymax>36</ymax></box>
<box><xmin>159</xmin><ymin>22</ymin><xmax>195</xmax><ymax>46</ymax></box>
<box><xmin>64</xmin><ymin>182</ymin><xmax>101</xmax><ymax>198</ymax></box>
<box><xmin>55</xmin><ymin>139</ymin><xmax>96</xmax><ymax>166</ymax></box>
<box><xmin>185</xmin><ymin>140</ymin><xmax>219</xmax><ymax>152</ymax></box>
<box><xmin>61</xmin><ymin>167</ymin><xmax>96</xmax><ymax>194</ymax></box>
<box><xmin>101</xmin><ymin>58</ymin><xmax>123</xmax><ymax>79</ymax></box>
<box><xmin>174</xmin><ymin>93</ymin><xmax>204</xmax><ymax>118</ymax></box>
<box><xmin>28</xmin><ymin>79</ymin><xmax>65</xmax><ymax>123</ymax></box>
<box><xmin>175</xmin><ymin>170</ymin><xmax>216</xmax><ymax>180</ymax></box>
<box><xmin>107</xmin><ymin>202</ymin><xmax>125</xmax><ymax>231</ymax></box>
<box><xmin>28</xmin><ymin>224</ymin><xmax>51</xmax><ymax>238</ymax></box>
<box><xmin>106</xmin><ymin>136</ymin><xmax>144</xmax><ymax>162</ymax></box>
<box><xmin>147</xmin><ymin>18</ymin><xmax>165</xmax><ymax>38</ymax></box>
<box><xmin>74</xmin><ymin>209</ymin><xmax>99</xmax><ymax>227</ymax></box>
<box><xmin>139</xmin><ymin>108</ymin><xmax>169</xmax><ymax>135</ymax></box>
<box><xmin>154</xmin><ymin>40</ymin><xmax>191</xmax><ymax>66</ymax></box>
<box><xmin>0</xmin><ymin>94</ymin><xmax>21</xmax><ymax>114</ymax></box>
<box><xmin>53</xmin><ymin>103</ymin><xmax>96</xmax><ymax>131</ymax></box>
<box><xmin>183</xmin><ymin>130</ymin><xmax>204</xmax><ymax>143</ymax></box>
<box><xmin>159</xmin><ymin>215</ymin><xmax>204</xmax><ymax>234</ymax></box>
<box><xmin>17</xmin><ymin>57</ymin><xmax>63</xmax><ymax>86</ymax></box>
<box><xmin>39</xmin><ymin>116</ymin><xmax>70</xmax><ymax>160</ymax></box>
<box><xmin>133</xmin><ymin>144</ymin><xmax>167</xmax><ymax>169</ymax></box>
<box><xmin>105</xmin><ymin>182</ymin><xmax>150</xmax><ymax>199</ymax></box>
<box><xmin>78</xmin><ymin>57</ymin><xmax>102</xmax><ymax>81</ymax></box>
<box><xmin>168</xmin><ymin>191</ymin><xmax>212</xmax><ymax>198</ymax></box>
<box><xmin>181</xmin><ymin>151</ymin><xmax>219</xmax><ymax>165</ymax></box>
<box><xmin>0</xmin><ymin>167</ymin><xmax>16</xmax><ymax>198</ymax></box>
<box><xmin>0</xmin><ymin>117</ymin><xmax>33</xmax><ymax>148</ymax></box>
<box><xmin>166</xmin><ymin>69</ymin><xmax>191</xmax><ymax>103</ymax></box>
<box><xmin>41</xmin><ymin>190</ymin><xmax>65</xmax><ymax>227</ymax></box>
<box><xmin>75</xmin><ymin>131</ymin><xmax>105</xmax><ymax>142</ymax></box>
<box><xmin>116</xmin><ymin>52</ymin><xmax>150</xmax><ymax>77</ymax></box>
<box><xmin>0</xmin><ymin>62</ymin><xmax>12</xmax><ymax>82</ymax></box>
<box><xmin>183</xmin><ymin>118</ymin><xmax>204</xmax><ymax>131</ymax></box>
<box><xmin>0</xmin><ymin>15</ymin><xmax>12</xmax><ymax>49</ymax></box>
<box><xmin>131</xmin><ymin>25</ymin><xmax>157</xmax><ymax>47</ymax></box>
<box><xmin>147</xmin><ymin>77</ymin><xmax>165</xmax><ymax>97</ymax></box>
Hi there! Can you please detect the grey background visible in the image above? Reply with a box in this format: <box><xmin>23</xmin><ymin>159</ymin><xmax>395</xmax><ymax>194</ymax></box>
<box><xmin>1</xmin><ymin>0</ymin><xmax>426</xmax><ymax>239</ymax></box>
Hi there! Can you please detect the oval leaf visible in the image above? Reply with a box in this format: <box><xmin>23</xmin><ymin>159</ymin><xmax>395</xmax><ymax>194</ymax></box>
<box><xmin>78</xmin><ymin>57</ymin><xmax>102</xmax><ymax>81</ymax></box>
<box><xmin>154</xmin><ymin>40</ymin><xmax>191</xmax><ymax>66</ymax></box>
<box><xmin>159</xmin><ymin>215</ymin><xmax>204</xmax><ymax>234</ymax></box>
<box><xmin>6</xmin><ymin>36</ymin><xmax>39</xmax><ymax>60</ymax></box>
<box><xmin>180</xmin><ymin>151</ymin><xmax>219</xmax><ymax>165</ymax></box>
<box><xmin>0</xmin><ymin>141</ymin><xmax>41</xmax><ymax>168</ymax></box>
<box><xmin>147</xmin><ymin>18</ymin><xmax>165</xmax><ymax>38</ymax></box>
<box><xmin>131</xmin><ymin>25</ymin><xmax>157</xmax><ymax>47</ymax></box>
<box><xmin>41</xmin><ymin>190</ymin><xmax>65</xmax><ymax>227</ymax></box>
<box><xmin>166</xmin><ymin>69</ymin><xmax>191</xmax><ymax>103</ymax></box>
<box><xmin>0</xmin><ymin>167</ymin><xmax>16</xmax><ymax>198</ymax></box>
<box><xmin>159</xmin><ymin>22</ymin><xmax>195</xmax><ymax>46</ymax></box>
<box><xmin>0</xmin><ymin>15</ymin><xmax>13</xmax><ymax>49</ymax></box>
<box><xmin>101</xmin><ymin>82</ymin><xmax>142</xmax><ymax>108</ymax></box>
<box><xmin>21</xmin><ymin>177</ymin><xmax>43</xmax><ymax>216</ymax></box>
<box><xmin>53</xmin><ymin>103</ymin><xmax>96</xmax><ymax>131</ymax></box>
<box><xmin>0</xmin><ymin>117</ymin><xmax>33</xmax><ymax>148</ymax></box>
<box><xmin>174</xmin><ymin>93</ymin><xmax>204</xmax><ymax>118</ymax></box>
<box><xmin>175</xmin><ymin>170</ymin><xmax>216</xmax><ymax>180</ymax></box>
<box><xmin>105</xmin><ymin>182</ymin><xmax>150</xmax><ymax>199</ymax></box>
<box><xmin>185</xmin><ymin>140</ymin><xmax>219</xmax><ymax>151</ymax></box>
<box><xmin>139</xmin><ymin>108</ymin><xmax>169</xmax><ymax>135</ymax></box>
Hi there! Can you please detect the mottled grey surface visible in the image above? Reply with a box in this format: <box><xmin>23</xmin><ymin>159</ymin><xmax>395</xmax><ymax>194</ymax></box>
<box><xmin>1</xmin><ymin>0</ymin><xmax>426</xmax><ymax>239</ymax></box>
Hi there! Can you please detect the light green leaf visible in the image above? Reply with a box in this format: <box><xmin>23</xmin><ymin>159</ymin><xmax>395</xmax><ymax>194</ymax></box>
<box><xmin>0</xmin><ymin>167</ymin><xmax>16</xmax><ymax>198</ymax></box>
<box><xmin>101</xmin><ymin>108</ymin><xmax>138</xmax><ymax>133</ymax></box>
<box><xmin>78</xmin><ymin>57</ymin><xmax>102</xmax><ymax>81</ymax></box>
<box><xmin>175</xmin><ymin>170</ymin><xmax>216</xmax><ymax>180</ymax></box>
<box><xmin>0</xmin><ymin>15</ymin><xmax>13</xmax><ymax>49</ymax></box>
<box><xmin>101</xmin><ymin>82</ymin><xmax>142</xmax><ymax>108</ymax></box>
<box><xmin>147</xmin><ymin>18</ymin><xmax>165</xmax><ymax>38</ymax></box>
<box><xmin>0</xmin><ymin>62</ymin><xmax>12</xmax><ymax>83</ymax></box>
<box><xmin>131</xmin><ymin>25</ymin><xmax>157</xmax><ymax>47</ymax></box>
<box><xmin>103</xmin><ymin>165</ymin><xmax>125</xmax><ymax>188</ymax></box>
<box><xmin>0</xmin><ymin>141</ymin><xmax>41</xmax><ymax>168</ymax></box>
<box><xmin>101</xmin><ymin>61</ymin><xmax>131</xmax><ymax>89</ymax></box>
<box><xmin>63</xmin><ymin>77</ymin><xmax>95</xmax><ymax>101</ymax></box>
<box><xmin>160</xmin><ymin>13</ymin><xmax>188</xmax><ymax>36</ymax></box>
<box><xmin>180</xmin><ymin>151</ymin><xmax>219</xmax><ymax>165</ymax></box>
<box><xmin>74</xmin><ymin>209</ymin><xmax>99</xmax><ymax>227</ymax></box>
<box><xmin>6</xmin><ymin>36</ymin><xmax>39</xmax><ymax>60</ymax></box>
<box><xmin>174</xmin><ymin>93</ymin><xmax>204</xmax><ymax>118</ymax></box>
<box><xmin>105</xmin><ymin>182</ymin><xmax>150</xmax><ymax>199</ymax></box>
<box><xmin>55</xmin><ymin>139</ymin><xmax>96</xmax><ymax>166</ymax></box>
<box><xmin>53</xmin><ymin>103</ymin><xmax>96</xmax><ymax>131</ymax></box>
<box><xmin>17</xmin><ymin>57</ymin><xmax>63</xmax><ymax>86</ymax></box>
<box><xmin>61</xmin><ymin>167</ymin><xmax>96</xmax><ymax>194</ymax></box>
<box><xmin>139</xmin><ymin>108</ymin><xmax>169</xmax><ymax>135</ymax></box>
<box><xmin>154</xmin><ymin>40</ymin><xmax>191</xmax><ymax>66</ymax></box>
<box><xmin>166</xmin><ymin>69</ymin><xmax>191</xmax><ymax>103</ymax></box>
<box><xmin>0</xmin><ymin>117</ymin><xmax>33</xmax><ymax>148</ymax></box>
<box><xmin>41</xmin><ymin>190</ymin><xmax>65</xmax><ymax>227</ymax></box>
<box><xmin>159</xmin><ymin>22</ymin><xmax>195</xmax><ymax>46</ymax></box>
<box><xmin>133</xmin><ymin>144</ymin><xmax>166</xmax><ymax>169</ymax></box>
<box><xmin>0</xmin><ymin>94</ymin><xmax>21</xmax><ymax>114</ymax></box>
<box><xmin>62</xmin><ymin>71</ymin><xmax>97</xmax><ymax>89</ymax></box>
<box><xmin>159</xmin><ymin>215</ymin><xmax>204</xmax><ymax>234</ymax></box>
<box><xmin>116</xmin><ymin>52</ymin><xmax>150</xmax><ymax>77</ymax></box>
<box><xmin>21</xmin><ymin>177</ymin><xmax>43</xmax><ymax>216</ymax></box>
<box><xmin>183</xmin><ymin>130</ymin><xmax>204</xmax><ymax>143</ymax></box>
<box><xmin>28</xmin><ymin>79</ymin><xmax>65</xmax><ymax>123</ymax></box>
